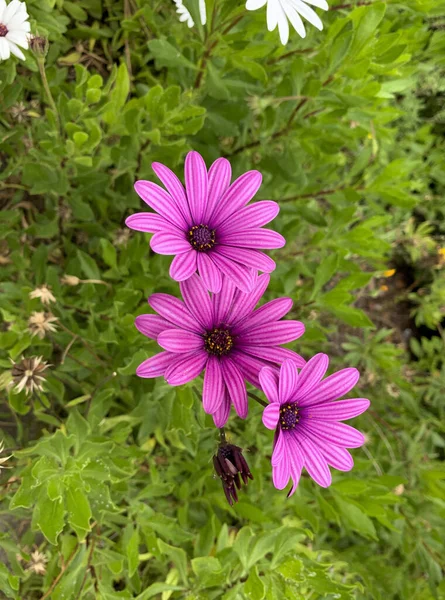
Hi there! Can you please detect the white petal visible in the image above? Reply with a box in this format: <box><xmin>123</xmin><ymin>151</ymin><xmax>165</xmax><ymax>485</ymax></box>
<box><xmin>6</xmin><ymin>12</ymin><xmax>30</xmax><ymax>28</ymax></box>
<box><xmin>3</xmin><ymin>0</ymin><xmax>21</xmax><ymax>22</ymax></box>
<box><xmin>288</xmin><ymin>0</ymin><xmax>323</xmax><ymax>30</ymax></box>
<box><xmin>0</xmin><ymin>37</ymin><xmax>11</xmax><ymax>60</ymax></box>
<box><xmin>0</xmin><ymin>0</ymin><xmax>6</xmax><ymax>21</ymax></box>
<box><xmin>199</xmin><ymin>0</ymin><xmax>206</xmax><ymax>25</ymax></box>
<box><xmin>246</xmin><ymin>0</ymin><xmax>268</xmax><ymax>10</ymax></box>
<box><xmin>282</xmin><ymin>0</ymin><xmax>306</xmax><ymax>38</ymax></box>
<box><xmin>302</xmin><ymin>0</ymin><xmax>328</xmax><ymax>9</ymax></box>
<box><xmin>7</xmin><ymin>39</ymin><xmax>25</xmax><ymax>59</ymax></box>
<box><xmin>6</xmin><ymin>29</ymin><xmax>28</xmax><ymax>47</ymax></box>
<box><xmin>266</xmin><ymin>0</ymin><xmax>279</xmax><ymax>31</ymax></box>
<box><xmin>276</xmin><ymin>2</ymin><xmax>290</xmax><ymax>44</ymax></box>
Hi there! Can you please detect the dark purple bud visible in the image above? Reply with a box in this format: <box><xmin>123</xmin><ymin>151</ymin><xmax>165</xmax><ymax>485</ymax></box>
<box><xmin>213</xmin><ymin>442</ymin><xmax>253</xmax><ymax>506</ymax></box>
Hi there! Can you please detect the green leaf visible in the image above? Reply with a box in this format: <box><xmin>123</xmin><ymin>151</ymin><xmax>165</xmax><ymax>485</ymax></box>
<box><xmin>311</xmin><ymin>254</ymin><xmax>339</xmax><ymax>299</ymax></box>
<box><xmin>127</xmin><ymin>526</ymin><xmax>140</xmax><ymax>577</ymax></box>
<box><xmin>335</xmin><ymin>498</ymin><xmax>378</xmax><ymax>540</ymax></box>
<box><xmin>35</xmin><ymin>489</ymin><xmax>65</xmax><ymax>545</ymax></box>
<box><xmin>66</xmin><ymin>478</ymin><xmax>92</xmax><ymax>541</ymax></box>
<box><xmin>158</xmin><ymin>539</ymin><xmax>188</xmax><ymax>584</ymax></box>
<box><xmin>244</xmin><ymin>566</ymin><xmax>265</xmax><ymax>600</ymax></box>
<box><xmin>147</xmin><ymin>39</ymin><xmax>197</xmax><ymax>70</ymax></box>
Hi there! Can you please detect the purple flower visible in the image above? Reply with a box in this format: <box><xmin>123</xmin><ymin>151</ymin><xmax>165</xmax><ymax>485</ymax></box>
<box><xmin>260</xmin><ymin>355</ymin><xmax>370</xmax><ymax>496</ymax></box>
<box><xmin>135</xmin><ymin>273</ymin><xmax>305</xmax><ymax>427</ymax></box>
<box><xmin>125</xmin><ymin>151</ymin><xmax>285</xmax><ymax>293</ymax></box>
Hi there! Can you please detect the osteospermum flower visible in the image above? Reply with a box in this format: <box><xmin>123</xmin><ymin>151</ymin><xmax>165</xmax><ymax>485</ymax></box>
<box><xmin>246</xmin><ymin>0</ymin><xmax>328</xmax><ymax>45</ymax></box>
<box><xmin>126</xmin><ymin>151</ymin><xmax>284</xmax><ymax>293</ymax></box>
<box><xmin>135</xmin><ymin>273</ymin><xmax>305</xmax><ymax>426</ymax></box>
<box><xmin>0</xmin><ymin>0</ymin><xmax>30</xmax><ymax>61</ymax></box>
<box><xmin>260</xmin><ymin>355</ymin><xmax>369</xmax><ymax>495</ymax></box>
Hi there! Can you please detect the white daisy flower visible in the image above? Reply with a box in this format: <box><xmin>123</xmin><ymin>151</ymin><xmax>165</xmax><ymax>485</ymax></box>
<box><xmin>246</xmin><ymin>0</ymin><xmax>328</xmax><ymax>45</ymax></box>
<box><xmin>173</xmin><ymin>0</ymin><xmax>206</xmax><ymax>28</ymax></box>
<box><xmin>0</xmin><ymin>0</ymin><xmax>30</xmax><ymax>61</ymax></box>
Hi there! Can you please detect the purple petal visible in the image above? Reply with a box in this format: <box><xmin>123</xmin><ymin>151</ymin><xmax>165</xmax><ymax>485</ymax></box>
<box><xmin>272</xmin><ymin>450</ymin><xmax>290</xmax><ymax>490</ymax></box>
<box><xmin>169</xmin><ymin>250</ymin><xmax>197</xmax><ymax>281</ymax></box>
<box><xmin>319</xmin><ymin>444</ymin><xmax>354</xmax><ymax>472</ymax></box>
<box><xmin>259</xmin><ymin>367</ymin><xmax>279</xmax><ymax>404</ymax></box>
<box><xmin>234</xmin><ymin>298</ymin><xmax>293</xmax><ymax>334</ymax></box>
<box><xmin>203</xmin><ymin>157</ymin><xmax>232</xmax><ymax>223</ymax></box>
<box><xmin>242</xmin><ymin>346</ymin><xmax>306</xmax><ymax>369</ymax></box>
<box><xmin>135</xmin><ymin>314</ymin><xmax>170</xmax><ymax>340</ymax></box>
<box><xmin>134</xmin><ymin>180</ymin><xmax>188</xmax><ymax>230</ymax></box>
<box><xmin>262</xmin><ymin>403</ymin><xmax>280</xmax><ymax>430</ymax></box>
<box><xmin>180</xmin><ymin>274</ymin><xmax>213</xmax><ymax>330</ymax></box>
<box><xmin>216</xmin><ymin>245</ymin><xmax>276</xmax><ymax>273</ymax></box>
<box><xmin>272</xmin><ymin>430</ymin><xmax>286</xmax><ymax>465</ymax></box>
<box><xmin>294</xmin><ymin>353</ymin><xmax>329</xmax><ymax>402</ymax></box>
<box><xmin>218</xmin><ymin>228</ymin><xmax>286</xmax><ymax>249</ymax></box>
<box><xmin>231</xmin><ymin>350</ymin><xmax>267</xmax><ymax>388</ymax></box>
<box><xmin>185</xmin><ymin>151</ymin><xmax>208</xmax><ymax>224</ymax></box>
<box><xmin>279</xmin><ymin>360</ymin><xmax>299</xmax><ymax>403</ymax></box>
<box><xmin>148</xmin><ymin>293</ymin><xmax>203</xmax><ymax>334</ymax></box>
<box><xmin>303</xmin><ymin>398</ymin><xmax>370</xmax><ymax>421</ymax></box>
<box><xmin>218</xmin><ymin>200</ymin><xmax>280</xmax><ymax>233</ymax></box>
<box><xmin>197</xmin><ymin>253</ymin><xmax>222</xmax><ymax>293</ymax></box>
<box><xmin>165</xmin><ymin>351</ymin><xmax>208</xmax><ymax>386</ymax></box>
<box><xmin>228</xmin><ymin>274</ymin><xmax>270</xmax><ymax>325</ymax></box>
<box><xmin>286</xmin><ymin>433</ymin><xmax>305</xmax><ymax>496</ymax></box>
<box><xmin>157</xmin><ymin>329</ymin><xmax>203</xmax><ymax>354</ymax></box>
<box><xmin>296</xmin><ymin>434</ymin><xmax>332</xmax><ymax>488</ymax></box>
<box><xmin>241</xmin><ymin>321</ymin><xmax>305</xmax><ymax>346</ymax></box>
<box><xmin>210</xmin><ymin>251</ymin><xmax>256</xmax><ymax>293</ymax></box>
<box><xmin>152</xmin><ymin>161</ymin><xmax>192</xmax><ymax>225</ymax></box>
<box><xmin>136</xmin><ymin>351</ymin><xmax>177</xmax><ymax>378</ymax></box>
<box><xmin>301</xmin><ymin>420</ymin><xmax>365</xmax><ymax>448</ymax></box>
<box><xmin>211</xmin><ymin>171</ymin><xmax>263</xmax><ymax>227</ymax></box>
<box><xmin>203</xmin><ymin>356</ymin><xmax>225</xmax><ymax>414</ymax></box>
<box><xmin>221</xmin><ymin>358</ymin><xmax>248</xmax><ymax>419</ymax></box>
<box><xmin>150</xmin><ymin>231</ymin><xmax>190</xmax><ymax>255</ymax></box>
<box><xmin>299</xmin><ymin>368</ymin><xmax>360</xmax><ymax>407</ymax></box>
<box><xmin>125</xmin><ymin>212</ymin><xmax>170</xmax><ymax>233</ymax></box>
<box><xmin>212</xmin><ymin>275</ymin><xmax>236</xmax><ymax>325</ymax></box>
<box><xmin>212</xmin><ymin>391</ymin><xmax>231</xmax><ymax>427</ymax></box>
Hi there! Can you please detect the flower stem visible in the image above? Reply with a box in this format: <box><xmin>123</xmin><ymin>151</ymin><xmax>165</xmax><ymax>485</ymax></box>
<box><xmin>219</xmin><ymin>428</ymin><xmax>227</xmax><ymax>444</ymax></box>
<box><xmin>247</xmin><ymin>391</ymin><xmax>268</xmax><ymax>408</ymax></box>
<box><xmin>37</xmin><ymin>56</ymin><xmax>61</xmax><ymax>136</ymax></box>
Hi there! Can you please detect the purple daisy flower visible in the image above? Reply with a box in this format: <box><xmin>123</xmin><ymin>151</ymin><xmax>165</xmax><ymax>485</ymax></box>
<box><xmin>260</xmin><ymin>355</ymin><xmax>370</xmax><ymax>496</ymax></box>
<box><xmin>135</xmin><ymin>273</ymin><xmax>305</xmax><ymax>427</ymax></box>
<box><xmin>125</xmin><ymin>151</ymin><xmax>285</xmax><ymax>293</ymax></box>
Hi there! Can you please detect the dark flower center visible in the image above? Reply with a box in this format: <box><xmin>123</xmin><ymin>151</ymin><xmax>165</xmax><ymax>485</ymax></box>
<box><xmin>280</xmin><ymin>402</ymin><xmax>300</xmax><ymax>431</ymax></box>
<box><xmin>0</xmin><ymin>24</ymin><xmax>8</xmax><ymax>37</ymax></box>
<box><xmin>188</xmin><ymin>224</ymin><xmax>216</xmax><ymax>252</ymax></box>
<box><xmin>204</xmin><ymin>328</ymin><xmax>233</xmax><ymax>356</ymax></box>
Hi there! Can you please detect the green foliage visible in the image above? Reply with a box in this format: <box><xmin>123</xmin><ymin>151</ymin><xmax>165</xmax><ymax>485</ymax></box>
<box><xmin>1</xmin><ymin>0</ymin><xmax>445</xmax><ymax>598</ymax></box>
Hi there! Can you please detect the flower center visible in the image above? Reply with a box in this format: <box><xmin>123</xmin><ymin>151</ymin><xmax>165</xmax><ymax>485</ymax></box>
<box><xmin>280</xmin><ymin>402</ymin><xmax>300</xmax><ymax>431</ymax></box>
<box><xmin>204</xmin><ymin>328</ymin><xmax>233</xmax><ymax>356</ymax></box>
<box><xmin>188</xmin><ymin>224</ymin><xmax>216</xmax><ymax>252</ymax></box>
<box><xmin>0</xmin><ymin>24</ymin><xmax>8</xmax><ymax>37</ymax></box>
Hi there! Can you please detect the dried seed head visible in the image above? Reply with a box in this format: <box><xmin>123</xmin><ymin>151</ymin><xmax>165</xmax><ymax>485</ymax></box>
<box><xmin>28</xmin><ymin>312</ymin><xmax>58</xmax><ymax>339</ymax></box>
<box><xmin>28</xmin><ymin>550</ymin><xmax>48</xmax><ymax>575</ymax></box>
<box><xmin>11</xmin><ymin>356</ymin><xmax>50</xmax><ymax>396</ymax></box>
<box><xmin>29</xmin><ymin>285</ymin><xmax>56</xmax><ymax>305</ymax></box>
<box><xmin>0</xmin><ymin>440</ymin><xmax>12</xmax><ymax>470</ymax></box>
<box><xmin>61</xmin><ymin>274</ymin><xmax>81</xmax><ymax>286</ymax></box>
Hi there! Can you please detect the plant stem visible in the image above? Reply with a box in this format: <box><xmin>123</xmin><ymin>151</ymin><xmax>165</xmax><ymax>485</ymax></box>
<box><xmin>247</xmin><ymin>391</ymin><xmax>268</xmax><ymax>408</ymax></box>
<box><xmin>37</xmin><ymin>57</ymin><xmax>61</xmax><ymax>136</ymax></box>
<box><xmin>219</xmin><ymin>428</ymin><xmax>227</xmax><ymax>444</ymax></box>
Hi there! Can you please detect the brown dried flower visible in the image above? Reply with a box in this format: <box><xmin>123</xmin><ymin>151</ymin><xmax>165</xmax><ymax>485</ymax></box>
<box><xmin>29</xmin><ymin>285</ymin><xmax>56</xmax><ymax>305</ymax></box>
<box><xmin>11</xmin><ymin>356</ymin><xmax>50</xmax><ymax>395</ymax></box>
<box><xmin>28</xmin><ymin>312</ymin><xmax>58</xmax><ymax>339</ymax></box>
